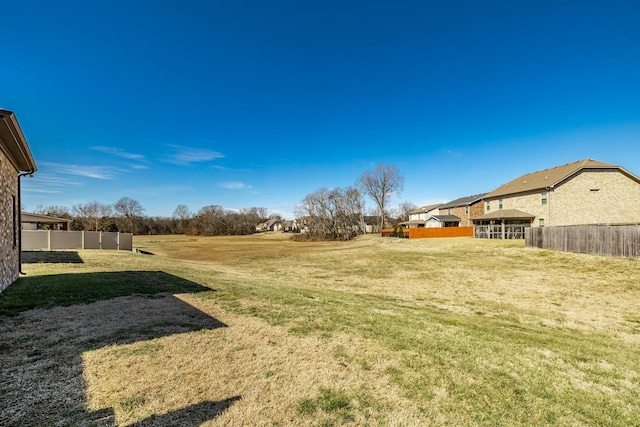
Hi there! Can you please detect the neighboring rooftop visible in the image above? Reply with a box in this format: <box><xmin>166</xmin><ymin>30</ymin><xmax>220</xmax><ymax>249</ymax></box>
<box><xmin>484</xmin><ymin>159</ymin><xmax>635</xmax><ymax>199</ymax></box>
<box><xmin>473</xmin><ymin>209</ymin><xmax>536</xmax><ymax>221</ymax></box>
<box><xmin>409</xmin><ymin>203</ymin><xmax>443</xmax><ymax>215</ymax></box>
<box><xmin>439</xmin><ymin>193</ymin><xmax>487</xmax><ymax>209</ymax></box>
<box><xmin>429</xmin><ymin>215</ymin><xmax>461</xmax><ymax>222</ymax></box>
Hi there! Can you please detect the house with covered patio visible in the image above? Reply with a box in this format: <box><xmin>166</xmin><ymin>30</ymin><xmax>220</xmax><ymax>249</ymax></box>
<box><xmin>472</xmin><ymin>159</ymin><xmax>640</xmax><ymax>238</ymax></box>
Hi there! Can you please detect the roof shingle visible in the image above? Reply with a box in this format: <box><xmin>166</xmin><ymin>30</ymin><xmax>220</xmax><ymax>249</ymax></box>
<box><xmin>484</xmin><ymin>159</ymin><xmax>631</xmax><ymax>199</ymax></box>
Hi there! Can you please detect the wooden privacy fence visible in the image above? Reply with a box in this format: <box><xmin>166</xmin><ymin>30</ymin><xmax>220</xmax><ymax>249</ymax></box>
<box><xmin>525</xmin><ymin>225</ymin><xmax>640</xmax><ymax>259</ymax></box>
<box><xmin>382</xmin><ymin>227</ymin><xmax>474</xmax><ymax>239</ymax></box>
<box><xmin>22</xmin><ymin>230</ymin><xmax>133</xmax><ymax>251</ymax></box>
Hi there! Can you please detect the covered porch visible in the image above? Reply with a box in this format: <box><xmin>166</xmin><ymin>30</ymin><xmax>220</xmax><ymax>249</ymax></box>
<box><xmin>472</xmin><ymin>209</ymin><xmax>534</xmax><ymax>239</ymax></box>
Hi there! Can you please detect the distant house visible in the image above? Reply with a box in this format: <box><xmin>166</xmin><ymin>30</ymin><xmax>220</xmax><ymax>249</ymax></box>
<box><xmin>425</xmin><ymin>215</ymin><xmax>461</xmax><ymax>228</ymax></box>
<box><xmin>473</xmin><ymin>159</ymin><xmax>640</xmax><ymax>238</ymax></box>
<box><xmin>282</xmin><ymin>220</ymin><xmax>297</xmax><ymax>232</ymax></box>
<box><xmin>1</xmin><ymin>109</ymin><xmax>37</xmax><ymax>292</ymax></box>
<box><xmin>400</xmin><ymin>203</ymin><xmax>442</xmax><ymax>228</ymax></box>
<box><xmin>256</xmin><ymin>218</ymin><xmax>283</xmax><ymax>232</ymax></box>
<box><xmin>21</xmin><ymin>212</ymin><xmax>72</xmax><ymax>230</ymax></box>
<box><xmin>437</xmin><ymin>193</ymin><xmax>486</xmax><ymax>227</ymax></box>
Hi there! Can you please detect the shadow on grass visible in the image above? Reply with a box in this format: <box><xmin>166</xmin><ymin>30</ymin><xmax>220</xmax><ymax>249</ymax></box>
<box><xmin>130</xmin><ymin>396</ymin><xmax>242</xmax><ymax>426</ymax></box>
<box><xmin>0</xmin><ymin>270</ymin><xmax>237</xmax><ymax>426</ymax></box>
<box><xmin>0</xmin><ymin>270</ymin><xmax>210</xmax><ymax>316</ymax></box>
<box><xmin>22</xmin><ymin>250</ymin><xmax>84</xmax><ymax>264</ymax></box>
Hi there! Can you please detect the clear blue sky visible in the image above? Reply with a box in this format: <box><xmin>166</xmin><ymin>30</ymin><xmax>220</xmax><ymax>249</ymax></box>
<box><xmin>4</xmin><ymin>1</ymin><xmax>640</xmax><ymax>219</ymax></box>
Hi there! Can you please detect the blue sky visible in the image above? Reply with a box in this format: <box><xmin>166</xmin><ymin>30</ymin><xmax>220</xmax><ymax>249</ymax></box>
<box><xmin>4</xmin><ymin>1</ymin><xmax>640</xmax><ymax>219</ymax></box>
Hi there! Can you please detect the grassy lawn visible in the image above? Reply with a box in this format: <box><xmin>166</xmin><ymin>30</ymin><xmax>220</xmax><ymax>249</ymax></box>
<box><xmin>1</xmin><ymin>234</ymin><xmax>640</xmax><ymax>426</ymax></box>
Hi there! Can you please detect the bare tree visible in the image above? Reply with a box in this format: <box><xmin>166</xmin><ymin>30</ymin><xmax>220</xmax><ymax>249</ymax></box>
<box><xmin>72</xmin><ymin>201</ymin><xmax>101</xmax><ymax>231</ymax></box>
<box><xmin>297</xmin><ymin>186</ymin><xmax>364</xmax><ymax>240</ymax></box>
<box><xmin>114</xmin><ymin>197</ymin><xmax>145</xmax><ymax>233</ymax></box>
<box><xmin>195</xmin><ymin>205</ymin><xmax>226</xmax><ymax>235</ymax></box>
<box><xmin>357</xmin><ymin>164</ymin><xmax>404</xmax><ymax>231</ymax></box>
<box><xmin>34</xmin><ymin>204</ymin><xmax>71</xmax><ymax>218</ymax></box>
<box><xmin>172</xmin><ymin>204</ymin><xmax>192</xmax><ymax>233</ymax></box>
<box><xmin>398</xmin><ymin>201</ymin><xmax>417</xmax><ymax>222</ymax></box>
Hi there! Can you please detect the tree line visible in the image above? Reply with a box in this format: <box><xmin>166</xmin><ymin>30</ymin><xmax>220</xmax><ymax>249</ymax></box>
<box><xmin>27</xmin><ymin>164</ymin><xmax>417</xmax><ymax>240</ymax></box>
<box><xmin>29</xmin><ymin>197</ymin><xmax>276</xmax><ymax>236</ymax></box>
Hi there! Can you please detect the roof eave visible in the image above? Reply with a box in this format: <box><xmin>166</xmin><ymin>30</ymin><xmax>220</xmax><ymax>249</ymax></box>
<box><xmin>0</xmin><ymin>109</ymin><xmax>37</xmax><ymax>173</ymax></box>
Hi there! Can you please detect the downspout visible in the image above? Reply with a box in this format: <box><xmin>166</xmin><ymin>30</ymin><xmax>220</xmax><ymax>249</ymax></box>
<box><xmin>546</xmin><ymin>186</ymin><xmax>552</xmax><ymax>226</ymax></box>
<box><xmin>18</xmin><ymin>171</ymin><xmax>35</xmax><ymax>274</ymax></box>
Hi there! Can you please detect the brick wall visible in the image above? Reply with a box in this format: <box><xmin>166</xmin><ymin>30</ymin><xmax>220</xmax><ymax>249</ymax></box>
<box><xmin>0</xmin><ymin>151</ymin><xmax>19</xmax><ymax>292</ymax></box>
<box><xmin>441</xmin><ymin>201</ymin><xmax>485</xmax><ymax>226</ymax></box>
<box><xmin>552</xmin><ymin>170</ymin><xmax>640</xmax><ymax>225</ymax></box>
<box><xmin>487</xmin><ymin>170</ymin><xmax>640</xmax><ymax>227</ymax></box>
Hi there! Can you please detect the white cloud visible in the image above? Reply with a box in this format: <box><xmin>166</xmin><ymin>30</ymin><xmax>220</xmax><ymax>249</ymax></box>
<box><xmin>163</xmin><ymin>145</ymin><xmax>224</xmax><ymax>165</ymax></box>
<box><xmin>91</xmin><ymin>146</ymin><xmax>145</xmax><ymax>160</ymax></box>
<box><xmin>219</xmin><ymin>181</ymin><xmax>252</xmax><ymax>190</ymax></box>
<box><xmin>40</xmin><ymin>162</ymin><xmax>117</xmax><ymax>179</ymax></box>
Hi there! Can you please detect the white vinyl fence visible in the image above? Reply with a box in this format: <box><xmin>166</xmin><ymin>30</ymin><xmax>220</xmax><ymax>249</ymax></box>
<box><xmin>22</xmin><ymin>230</ymin><xmax>133</xmax><ymax>251</ymax></box>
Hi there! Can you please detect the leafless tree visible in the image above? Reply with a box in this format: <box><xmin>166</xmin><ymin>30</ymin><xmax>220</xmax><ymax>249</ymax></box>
<box><xmin>114</xmin><ymin>197</ymin><xmax>145</xmax><ymax>233</ymax></box>
<box><xmin>72</xmin><ymin>201</ymin><xmax>104</xmax><ymax>231</ymax></box>
<box><xmin>357</xmin><ymin>164</ymin><xmax>404</xmax><ymax>231</ymax></box>
<box><xmin>196</xmin><ymin>205</ymin><xmax>226</xmax><ymax>235</ymax></box>
<box><xmin>297</xmin><ymin>186</ymin><xmax>364</xmax><ymax>240</ymax></box>
<box><xmin>34</xmin><ymin>204</ymin><xmax>71</xmax><ymax>218</ymax></box>
<box><xmin>398</xmin><ymin>201</ymin><xmax>417</xmax><ymax>222</ymax></box>
<box><xmin>172</xmin><ymin>204</ymin><xmax>193</xmax><ymax>233</ymax></box>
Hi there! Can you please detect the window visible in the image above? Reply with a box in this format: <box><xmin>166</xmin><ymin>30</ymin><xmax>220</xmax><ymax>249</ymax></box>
<box><xmin>541</xmin><ymin>192</ymin><xmax>548</xmax><ymax>205</ymax></box>
<box><xmin>539</xmin><ymin>218</ymin><xmax>545</xmax><ymax>227</ymax></box>
<box><xmin>590</xmin><ymin>189</ymin><xmax>600</xmax><ymax>192</ymax></box>
<box><xmin>465</xmin><ymin>206</ymin><xmax>469</xmax><ymax>215</ymax></box>
<box><xmin>499</xmin><ymin>199</ymin><xmax>503</xmax><ymax>209</ymax></box>
<box><xmin>486</xmin><ymin>201</ymin><xmax>491</xmax><ymax>211</ymax></box>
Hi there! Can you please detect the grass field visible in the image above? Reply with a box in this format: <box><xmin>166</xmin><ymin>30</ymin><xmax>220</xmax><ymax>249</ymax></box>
<box><xmin>1</xmin><ymin>234</ymin><xmax>640</xmax><ymax>426</ymax></box>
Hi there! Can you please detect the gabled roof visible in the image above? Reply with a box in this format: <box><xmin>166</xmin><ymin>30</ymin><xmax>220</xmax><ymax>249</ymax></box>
<box><xmin>472</xmin><ymin>209</ymin><xmax>535</xmax><ymax>221</ymax></box>
<box><xmin>409</xmin><ymin>203</ymin><xmax>443</xmax><ymax>215</ymax></box>
<box><xmin>257</xmin><ymin>218</ymin><xmax>282</xmax><ymax>229</ymax></box>
<box><xmin>439</xmin><ymin>193</ymin><xmax>487</xmax><ymax>209</ymax></box>
<box><xmin>429</xmin><ymin>215</ymin><xmax>461</xmax><ymax>222</ymax></box>
<box><xmin>0</xmin><ymin>109</ymin><xmax>37</xmax><ymax>173</ymax></box>
<box><xmin>485</xmin><ymin>159</ymin><xmax>633</xmax><ymax>199</ymax></box>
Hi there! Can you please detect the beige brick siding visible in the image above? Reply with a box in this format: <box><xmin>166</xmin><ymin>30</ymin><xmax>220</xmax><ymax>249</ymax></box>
<box><xmin>552</xmin><ymin>170</ymin><xmax>640</xmax><ymax>225</ymax></box>
<box><xmin>486</xmin><ymin>170</ymin><xmax>640</xmax><ymax>227</ymax></box>
<box><xmin>1</xmin><ymin>151</ymin><xmax>20</xmax><ymax>292</ymax></box>
<box><xmin>441</xmin><ymin>201</ymin><xmax>485</xmax><ymax>226</ymax></box>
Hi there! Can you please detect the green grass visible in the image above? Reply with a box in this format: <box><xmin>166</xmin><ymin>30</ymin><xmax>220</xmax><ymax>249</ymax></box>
<box><xmin>3</xmin><ymin>235</ymin><xmax>640</xmax><ymax>426</ymax></box>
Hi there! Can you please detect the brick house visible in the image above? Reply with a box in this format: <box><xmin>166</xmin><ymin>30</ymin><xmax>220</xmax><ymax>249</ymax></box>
<box><xmin>437</xmin><ymin>193</ymin><xmax>486</xmax><ymax>227</ymax></box>
<box><xmin>472</xmin><ymin>159</ymin><xmax>640</xmax><ymax>238</ymax></box>
<box><xmin>399</xmin><ymin>203</ymin><xmax>442</xmax><ymax>228</ymax></box>
<box><xmin>1</xmin><ymin>109</ymin><xmax>37</xmax><ymax>292</ymax></box>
